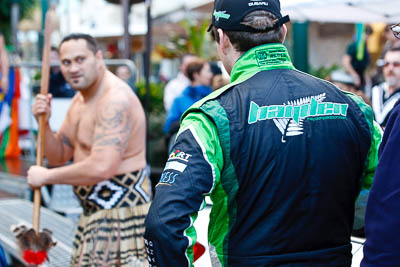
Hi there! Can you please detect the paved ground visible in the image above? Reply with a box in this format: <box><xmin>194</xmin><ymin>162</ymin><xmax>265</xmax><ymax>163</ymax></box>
<box><xmin>0</xmin><ymin>157</ymin><xmax>34</xmax><ymax>177</ymax></box>
<box><xmin>0</xmin><ymin>159</ymin><xmax>26</xmax><ymax>265</ymax></box>
<box><xmin>0</xmin><ymin>190</ymin><xmax>16</xmax><ymax>199</ymax></box>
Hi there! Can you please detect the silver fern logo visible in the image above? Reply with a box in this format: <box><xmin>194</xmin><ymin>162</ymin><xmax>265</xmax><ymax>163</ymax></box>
<box><xmin>274</xmin><ymin>94</ymin><xmax>326</xmax><ymax>143</ymax></box>
<box><xmin>248</xmin><ymin>93</ymin><xmax>349</xmax><ymax>143</ymax></box>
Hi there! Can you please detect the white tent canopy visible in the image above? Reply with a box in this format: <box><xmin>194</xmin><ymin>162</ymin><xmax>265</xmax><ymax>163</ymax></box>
<box><xmin>58</xmin><ymin>0</ymin><xmax>400</xmax><ymax>38</ymax></box>
<box><xmin>282</xmin><ymin>0</ymin><xmax>400</xmax><ymax>23</ymax></box>
<box><xmin>58</xmin><ymin>0</ymin><xmax>147</xmax><ymax>37</ymax></box>
<box><xmin>58</xmin><ymin>0</ymin><xmax>214</xmax><ymax>37</ymax></box>
<box><xmin>152</xmin><ymin>0</ymin><xmax>212</xmax><ymax>17</ymax></box>
<box><xmin>152</xmin><ymin>0</ymin><xmax>400</xmax><ymax>24</ymax></box>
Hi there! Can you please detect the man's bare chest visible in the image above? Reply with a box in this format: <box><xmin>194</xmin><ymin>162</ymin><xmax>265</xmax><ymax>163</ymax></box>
<box><xmin>70</xmin><ymin>105</ymin><xmax>96</xmax><ymax>151</ymax></box>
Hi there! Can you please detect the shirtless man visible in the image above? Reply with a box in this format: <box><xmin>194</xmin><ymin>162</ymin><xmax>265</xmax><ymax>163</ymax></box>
<box><xmin>27</xmin><ymin>33</ymin><xmax>150</xmax><ymax>266</ymax></box>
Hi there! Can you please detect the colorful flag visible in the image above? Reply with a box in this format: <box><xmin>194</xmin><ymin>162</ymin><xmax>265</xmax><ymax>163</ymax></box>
<box><xmin>0</xmin><ymin>67</ymin><xmax>21</xmax><ymax>158</ymax></box>
<box><xmin>356</xmin><ymin>23</ymin><xmax>366</xmax><ymax>61</ymax></box>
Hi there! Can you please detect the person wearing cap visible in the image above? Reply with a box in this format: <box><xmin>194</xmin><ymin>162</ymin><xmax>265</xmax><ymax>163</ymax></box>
<box><xmin>144</xmin><ymin>0</ymin><xmax>381</xmax><ymax>266</ymax></box>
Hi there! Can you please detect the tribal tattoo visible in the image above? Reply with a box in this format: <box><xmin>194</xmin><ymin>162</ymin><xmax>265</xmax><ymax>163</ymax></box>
<box><xmin>58</xmin><ymin>134</ymin><xmax>73</xmax><ymax>160</ymax></box>
<box><xmin>93</xmin><ymin>100</ymin><xmax>132</xmax><ymax>155</ymax></box>
<box><xmin>61</xmin><ymin>134</ymin><xmax>73</xmax><ymax>148</ymax></box>
<box><xmin>97</xmin><ymin>102</ymin><xmax>125</xmax><ymax>130</ymax></box>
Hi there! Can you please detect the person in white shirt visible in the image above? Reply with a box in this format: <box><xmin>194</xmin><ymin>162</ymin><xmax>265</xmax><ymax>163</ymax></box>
<box><xmin>372</xmin><ymin>46</ymin><xmax>400</xmax><ymax>128</ymax></box>
<box><xmin>163</xmin><ymin>54</ymin><xmax>197</xmax><ymax>113</ymax></box>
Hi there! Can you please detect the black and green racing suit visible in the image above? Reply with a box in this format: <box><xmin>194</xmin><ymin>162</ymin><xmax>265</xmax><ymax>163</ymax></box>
<box><xmin>144</xmin><ymin>43</ymin><xmax>382</xmax><ymax>267</ymax></box>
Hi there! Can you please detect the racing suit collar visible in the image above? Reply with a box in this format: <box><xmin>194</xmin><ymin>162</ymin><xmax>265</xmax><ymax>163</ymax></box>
<box><xmin>230</xmin><ymin>43</ymin><xmax>295</xmax><ymax>83</ymax></box>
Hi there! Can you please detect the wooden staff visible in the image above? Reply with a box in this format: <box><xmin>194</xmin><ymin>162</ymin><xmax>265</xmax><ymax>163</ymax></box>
<box><xmin>11</xmin><ymin>11</ymin><xmax>56</xmax><ymax>267</ymax></box>
<box><xmin>33</xmin><ymin>10</ymin><xmax>53</xmax><ymax>233</ymax></box>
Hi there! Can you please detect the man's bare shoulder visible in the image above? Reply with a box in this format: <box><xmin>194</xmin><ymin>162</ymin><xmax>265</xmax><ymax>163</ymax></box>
<box><xmin>64</xmin><ymin>93</ymin><xmax>83</xmax><ymax>117</ymax></box>
<box><xmin>63</xmin><ymin>91</ymin><xmax>83</xmax><ymax>106</ymax></box>
<box><xmin>99</xmin><ymin>72</ymin><xmax>142</xmax><ymax>110</ymax></box>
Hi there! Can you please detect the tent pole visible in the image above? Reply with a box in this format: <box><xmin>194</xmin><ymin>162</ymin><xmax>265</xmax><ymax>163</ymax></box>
<box><xmin>144</xmin><ymin>0</ymin><xmax>152</xmax><ymax>163</ymax></box>
<box><xmin>11</xmin><ymin>1</ymin><xmax>20</xmax><ymax>53</ymax></box>
<box><xmin>122</xmin><ymin>0</ymin><xmax>131</xmax><ymax>59</ymax></box>
<box><xmin>292</xmin><ymin>22</ymin><xmax>309</xmax><ymax>73</ymax></box>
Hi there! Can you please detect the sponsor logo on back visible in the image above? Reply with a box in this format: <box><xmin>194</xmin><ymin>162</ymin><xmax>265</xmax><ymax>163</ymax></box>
<box><xmin>248</xmin><ymin>93</ymin><xmax>349</xmax><ymax>143</ymax></box>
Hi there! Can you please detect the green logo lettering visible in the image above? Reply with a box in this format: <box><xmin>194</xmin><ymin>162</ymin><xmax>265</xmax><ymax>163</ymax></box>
<box><xmin>213</xmin><ymin>10</ymin><xmax>231</xmax><ymax>21</ymax></box>
<box><xmin>248</xmin><ymin>97</ymin><xmax>349</xmax><ymax>125</ymax></box>
<box><xmin>248</xmin><ymin>101</ymin><xmax>259</xmax><ymax>124</ymax></box>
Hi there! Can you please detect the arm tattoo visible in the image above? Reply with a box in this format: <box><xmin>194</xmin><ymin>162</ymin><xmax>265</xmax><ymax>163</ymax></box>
<box><xmin>93</xmin><ymin>100</ymin><xmax>133</xmax><ymax>155</ymax></box>
<box><xmin>97</xmin><ymin>102</ymin><xmax>126</xmax><ymax>130</ymax></box>
<box><xmin>94</xmin><ymin>138</ymin><xmax>122</xmax><ymax>151</ymax></box>
<box><xmin>61</xmin><ymin>134</ymin><xmax>73</xmax><ymax>148</ymax></box>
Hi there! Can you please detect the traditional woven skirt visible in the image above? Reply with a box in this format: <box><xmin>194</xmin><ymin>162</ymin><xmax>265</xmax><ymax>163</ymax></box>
<box><xmin>71</xmin><ymin>169</ymin><xmax>152</xmax><ymax>267</ymax></box>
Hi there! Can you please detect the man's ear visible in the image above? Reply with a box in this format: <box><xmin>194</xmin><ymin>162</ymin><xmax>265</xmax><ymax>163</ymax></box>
<box><xmin>217</xmin><ymin>29</ymin><xmax>230</xmax><ymax>56</ymax></box>
<box><xmin>96</xmin><ymin>50</ymin><xmax>103</xmax><ymax>60</ymax></box>
<box><xmin>281</xmin><ymin>24</ymin><xmax>288</xmax><ymax>43</ymax></box>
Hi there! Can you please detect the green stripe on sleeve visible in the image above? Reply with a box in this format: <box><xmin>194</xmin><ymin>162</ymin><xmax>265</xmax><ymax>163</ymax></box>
<box><xmin>178</xmin><ymin>112</ymin><xmax>223</xmax><ymax>194</ymax></box>
<box><xmin>344</xmin><ymin>91</ymin><xmax>382</xmax><ymax>190</ymax></box>
<box><xmin>183</xmin><ymin>212</ymin><xmax>198</xmax><ymax>266</ymax></box>
<box><xmin>178</xmin><ymin>112</ymin><xmax>224</xmax><ymax>266</ymax></box>
<box><xmin>200</xmin><ymin>100</ymin><xmax>239</xmax><ymax>267</ymax></box>
<box><xmin>363</xmin><ymin>121</ymin><xmax>382</xmax><ymax>189</ymax></box>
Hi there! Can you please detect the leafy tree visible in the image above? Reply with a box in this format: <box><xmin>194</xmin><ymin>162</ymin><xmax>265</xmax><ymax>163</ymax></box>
<box><xmin>0</xmin><ymin>0</ymin><xmax>37</xmax><ymax>46</ymax></box>
<box><xmin>309</xmin><ymin>64</ymin><xmax>339</xmax><ymax>80</ymax></box>
<box><xmin>179</xmin><ymin>19</ymin><xmax>209</xmax><ymax>57</ymax></box>
<box><xmin>155</xmin><ymin>19</ymin><xmax>213</xmax><ymax>59</ymax></box>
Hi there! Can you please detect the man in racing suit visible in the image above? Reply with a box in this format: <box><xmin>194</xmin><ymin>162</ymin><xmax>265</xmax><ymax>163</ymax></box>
<box><xmin>144</xmin><ymin>0</ymin><xmax>382</xmax><ymax>266</ymax></box>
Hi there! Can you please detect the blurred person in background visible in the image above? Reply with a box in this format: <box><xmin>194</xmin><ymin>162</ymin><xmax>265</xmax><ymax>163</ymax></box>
<box><xmin>209</xmin><ymin>61</ymin><xmax>229</xmax><ymax>90</ymax></box>
<box><xmin>49</xmin><ymin>46</ymin><xmax>75</xmax><ymax>98</ymax></box>
<box><xmin>163</xmin><ymin>54</ymin><xmax>197</xmax><ymax>113</ymax></box>
<box><xmin>342</xmin><ymin>25</ymin><xmax>373</xmax><ymax>92</ymax></box>
<box><xmin>163</xmin><ymin>59</ymin><xmax>213</xmax><ymax>152</ymax></box>
<box><xmin>115</xmin><ymin>65</ymin><xmax>136</xmax><ymax>92</ymax></box>
<box><xmin>381</xmin><ymin>24</ymin><xmax>400</xmax><ymax>56</ymax></box>
<box><xmin>330</xmin><ymin>70</ymin><xmax>371</xmax><ymax>106</ymax></box>
<box><xmin>371</xmin><ymin>46</ymin><xmax>400</xmax><ymax>128</ymax></box>
<box><xmin>27</xmin><ymin>33</ymin><xmax>150</xmax><ymax>267</ymax></box>
<box><xmin>211</xmin><ymin>74</ymin><xmax>229</xmax><ymax>91</ymax></box>
<box><xmin>0</xmin><ymin>244</ymin><xmax>7</xmax><ymax>267</ymax></box>
<box><xmin>362</xmin><ymin>22</ymin><xmax>400</xmax><ymax>266</ymax></box>
<box><xmin>330</xmin><ymin>70</ymin><xmax>374</xmax><ymax>237</ymax></box>
<box><xmin>371</xmin><ymin>25</ymin><xmax>400</xmax><ymax>86</ymax></box>
<box><xmin>0</xmin><ymin>34</ymin><xmax>9</xmax><ymax>95</ymax></box>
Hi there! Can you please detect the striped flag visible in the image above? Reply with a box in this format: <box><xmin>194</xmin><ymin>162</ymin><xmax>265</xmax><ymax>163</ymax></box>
<box><xmin>0</xmin><ymin>67</ymin><xmax>21</xmax><ymax>158</ymax></box>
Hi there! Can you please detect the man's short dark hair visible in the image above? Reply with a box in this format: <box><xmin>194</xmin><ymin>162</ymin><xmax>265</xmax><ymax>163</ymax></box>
<box><xmin>211</xmin><ymin>10</ymin><xmax>284</xmax><ymax>53</ymax></box>
<box><xmin>382</xmin><ymin>44</ymin><xmax>400</xmax><ymax>59</ymax></box>
<box><xmin>187</xmin><ymin>59</ymin><xmax>206</xmax><ymax>82</ymax></box>
<box><xmin>59</xmin><ymin>33</ymin><xmax>99</xmax><ymax>54</ymax></box>
<box><xmin>365</xmin><ymin>24</ymin><xmax>373</xmax><ymax>36</ymax></box>
<box><xmin>388</xmin><ymin>45</ymin><xmax>400</xmax><ymax>53</ymax></box>
<box><xmin>180</xmin><ymin>54</ymin><xmax>195</xmax><ymax>64</ymax></box>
